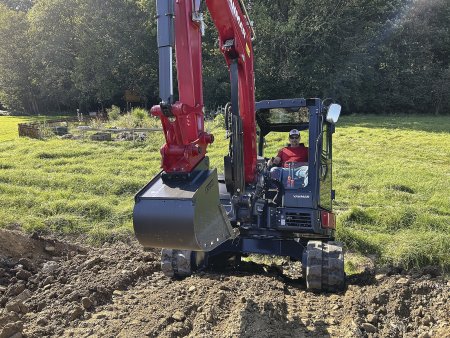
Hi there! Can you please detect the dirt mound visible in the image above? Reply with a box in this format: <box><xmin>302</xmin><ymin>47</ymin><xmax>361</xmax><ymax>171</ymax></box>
<box><xmin>0</xmin><ymin>229</ymin><xmax>449</xmax><ymax>338</ymax></box>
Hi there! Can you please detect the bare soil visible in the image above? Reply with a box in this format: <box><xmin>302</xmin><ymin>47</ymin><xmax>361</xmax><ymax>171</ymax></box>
<box><xmin>0</xmin><ymin>228</ymin><xmax>449</xmax><ymax>338</ymax></box>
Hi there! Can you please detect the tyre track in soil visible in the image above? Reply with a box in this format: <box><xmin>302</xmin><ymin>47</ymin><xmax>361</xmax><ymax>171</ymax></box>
<box><xmin>0</xmin><ymin>229</ymin><xmax>449</xmax><ymax>338</ymax></box>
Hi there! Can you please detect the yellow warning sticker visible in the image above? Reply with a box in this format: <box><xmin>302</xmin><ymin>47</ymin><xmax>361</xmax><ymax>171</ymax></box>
<box><xmin>246</xmin><ymin>43</ymin><xmax>251</xmax><ymax>58</ymax></box>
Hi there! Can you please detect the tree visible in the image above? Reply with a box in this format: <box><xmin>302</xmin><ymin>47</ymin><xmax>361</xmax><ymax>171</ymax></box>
<box><xmin>28</xmin><ymin>0</ymin><xmax>80</xmax><ymax>112</ymax></box>
<box><xmin>0</xmin><ymin>0</ymin><xmax>448</xmax><ymax>114</ymax></box>
<box><xmin>0</xmin><ymin>4</ymin><xmax>38</xmax><ymax>113</ymax></box>
<box><xmin>73</xmin><ymin>0</ymin><xmax>158</xmax><ymax>110</ymax></box>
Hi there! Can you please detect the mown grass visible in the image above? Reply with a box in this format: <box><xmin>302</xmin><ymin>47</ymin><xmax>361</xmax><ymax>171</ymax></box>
<box><xmin>0</xmin><ymin>117</ymin><xmax>33</xmax><ymax>142</ymax></box>
<box><xmin>332</xmin><ymin>115</ymin><xmax>450</xmax><ymax>271</ymax></box>
<box><xmin>0</xmin><ymin>114</ymin><xmax>449</xmax><ymax>271</ymax></box>
<box><xmin>0</xmin><ymin>122</ymin><xmax>165</xmax><ymax>241</ymax></box>
<box><xmin>0</xmin><ymin>116</ymin><xmax>67</xmax><ymax>142</ymax></box>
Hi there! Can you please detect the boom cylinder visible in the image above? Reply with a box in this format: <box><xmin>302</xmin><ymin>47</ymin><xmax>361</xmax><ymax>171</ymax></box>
<box><xmin>156</xmin><ymin>0</ymin><xmax>175</xmax><ymax>105</ymax></box>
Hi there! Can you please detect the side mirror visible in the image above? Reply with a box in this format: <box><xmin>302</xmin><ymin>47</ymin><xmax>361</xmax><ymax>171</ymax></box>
<box><xmin>326</xmin><ymin>104</ymin><xmax>341</xmax><ymax>124</ymax></box>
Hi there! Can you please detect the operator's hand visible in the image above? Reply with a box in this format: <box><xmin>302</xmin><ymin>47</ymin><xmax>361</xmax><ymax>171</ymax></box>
<box><xmin>272</xmin><ymin>156</ymin><xmax>281</xmax><ymax>166</ymax></box>
<box><xmin>267</xmin><ymin>156</ymin><xmax>281</xmax><ymax>168</ymax></box>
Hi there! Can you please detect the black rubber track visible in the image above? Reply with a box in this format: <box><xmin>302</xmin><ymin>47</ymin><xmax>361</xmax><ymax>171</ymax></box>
<box><xmin>305</xmin><ymin>241</ymin><xmax>345</xmax><ymax>292</ymax></box>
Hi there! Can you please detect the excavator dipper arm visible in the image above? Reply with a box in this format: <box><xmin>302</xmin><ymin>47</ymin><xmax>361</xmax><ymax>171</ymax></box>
<box><xmin>207</xmin><ymin>0</ymin><xmax>257</xmax><ymax>184</ymax></box>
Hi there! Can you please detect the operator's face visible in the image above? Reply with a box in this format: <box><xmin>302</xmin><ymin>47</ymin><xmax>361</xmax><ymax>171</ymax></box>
<box><xmin>289</xmin><ymin>135</ymin><xmax>300</xmax><ymax>146</ymax></box>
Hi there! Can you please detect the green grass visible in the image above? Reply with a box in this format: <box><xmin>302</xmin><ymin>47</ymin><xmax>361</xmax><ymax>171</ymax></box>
<box><xmin>0</xmin><ymin>123</ymin><xmax>165</xmax><ymax>241</ymax></box>
<box><xmin>0</xmin><ymin>116</ymin><xmax>68</xmax><ymax>142</ymax></box>
<box><xmin>332</xmin><ymin>115</ymin><xmax>450</xmax><ymax>271</ymax></box>
<box><xmin>0</xmin><ymin>116</ymin><xmax>33</xmax><ymax>141</ymax></box>
<box><xmin>0</xmin><ymin>114</ymin><xmax>449</xmax><ymax>271</ymax></box>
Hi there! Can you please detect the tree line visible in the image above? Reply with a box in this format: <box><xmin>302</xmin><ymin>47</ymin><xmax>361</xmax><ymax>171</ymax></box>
<box><xmin>0</xmin><ymin>0</ymin><xmax>448</xmax><ymax>115</ymax></box>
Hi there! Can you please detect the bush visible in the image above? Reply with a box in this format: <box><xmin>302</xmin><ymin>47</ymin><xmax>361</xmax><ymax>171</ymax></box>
<box><xmin>213</xmin><ymin>113</ymin><xmax>225</xmax><ymax>128</ymax></box>
<box><xmin>107</xmin><ymin>105</ymin><xmax>121</xmax><ymax>120</ymax></box>
<box><xmin>131</xmin><ymin>108</ymin><xmax>147</xmax><ymax>122</ymax></box>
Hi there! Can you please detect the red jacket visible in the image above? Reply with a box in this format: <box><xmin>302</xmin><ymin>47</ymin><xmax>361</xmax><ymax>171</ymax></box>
<box><xmin>277</xmin><ymin>144</ymin><xmax>308</xmax><ymax>167</ymax></box>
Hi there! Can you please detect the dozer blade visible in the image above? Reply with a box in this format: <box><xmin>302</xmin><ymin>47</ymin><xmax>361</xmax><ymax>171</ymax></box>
<box><xmin>133</xmin><ymin>168</ymin><xmax>235</xmax><ymax>251</ymax></box>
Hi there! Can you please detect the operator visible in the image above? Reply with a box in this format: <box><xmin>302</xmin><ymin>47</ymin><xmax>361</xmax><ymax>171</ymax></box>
<box><xmin>268</xmin><ymin>129</ymin><xmax>308</xmax><ymax>167</ymax></box>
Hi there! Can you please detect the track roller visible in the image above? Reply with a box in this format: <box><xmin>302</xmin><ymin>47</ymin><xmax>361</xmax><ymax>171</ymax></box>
<box><xmin>304</xmin><ymin>240</ymin><xmax>345</xmax><ymax>292</ymax></box>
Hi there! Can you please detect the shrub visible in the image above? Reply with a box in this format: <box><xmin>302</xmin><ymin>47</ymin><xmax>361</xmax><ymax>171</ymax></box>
<box><xmin>131</xmin><ymin>108</ymin><xmax>147</xmax><ymax>123</ymax></box>
<box><xmin>115</xmin><ymin>113</ymin><xmax>134</xmax><ymax>128</ymax></box>
<box><xmin>213</xmin><ymin>113</ymin><xmax>225</xmax><ymax>128</ymax></box>
<box><xmin>107</xmin><ymin>105</ymin><xmax>121</xmax><ymax>120</ymax></box>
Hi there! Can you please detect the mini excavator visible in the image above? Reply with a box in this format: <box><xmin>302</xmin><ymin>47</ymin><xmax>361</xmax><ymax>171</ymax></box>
<box><xmin>133</xmin><ymin>0</ymin><xmax>345</xmax><ymax>291</ymax></box>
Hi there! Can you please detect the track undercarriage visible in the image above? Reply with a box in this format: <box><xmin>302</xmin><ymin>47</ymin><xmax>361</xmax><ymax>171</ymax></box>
<box><xmin>160</xmin><ymin>239</ymin><xmax>345</xmax><ymax>292</ymax></box>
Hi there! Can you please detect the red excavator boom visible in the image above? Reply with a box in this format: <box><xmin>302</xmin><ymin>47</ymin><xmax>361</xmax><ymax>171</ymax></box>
<box><xmin>151</xmin><ymin>0</ymin><xmax>256</xmax><ymax>183</ymax></box>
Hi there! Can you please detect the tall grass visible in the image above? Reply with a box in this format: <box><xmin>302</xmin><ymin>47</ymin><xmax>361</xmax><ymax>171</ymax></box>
<box><xmin>104</xmin><ymin>108</ymin><xmax>160</xmax><ymax>129</ymax></box>
<box><xmin>0</xmin><ymin>115</ymin><xmax>449</xmax><ymax>270</ymax></box>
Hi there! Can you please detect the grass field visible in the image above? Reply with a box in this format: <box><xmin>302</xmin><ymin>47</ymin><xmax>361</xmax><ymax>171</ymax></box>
<box><xmin>0</xmin><ymin>116</ymin><xmax>34</xmax><ymax>142</ymax></box>
<box><xmin>0</xmin><ymin>114</ymin><xmax>449</xmax><ymax>271</ymax></box>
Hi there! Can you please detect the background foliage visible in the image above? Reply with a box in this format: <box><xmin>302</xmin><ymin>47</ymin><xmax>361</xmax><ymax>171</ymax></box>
<box><xmin>0</xmin><ymin>0</ymin><xmax>449</xmax><ymax>114</ymax></box>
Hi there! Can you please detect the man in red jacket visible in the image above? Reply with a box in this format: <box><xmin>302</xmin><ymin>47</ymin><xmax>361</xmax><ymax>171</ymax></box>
<box><xmin>268</xmin><ymin>129</ymin><xmax>308</xmax><ymax>167</ymax></box>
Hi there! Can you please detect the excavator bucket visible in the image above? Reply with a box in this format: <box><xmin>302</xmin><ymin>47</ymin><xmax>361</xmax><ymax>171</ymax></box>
<box><xmin>133</xmin><ymin>169</ymin><xmax>235</xmax><ymax>251</ymax></box>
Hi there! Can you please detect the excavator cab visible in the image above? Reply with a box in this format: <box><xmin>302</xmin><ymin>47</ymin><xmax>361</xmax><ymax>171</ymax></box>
<box><xmin>255</xmin><ymin>98</ymin><xmax>339</xmax><ymax>213</ymax></box>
